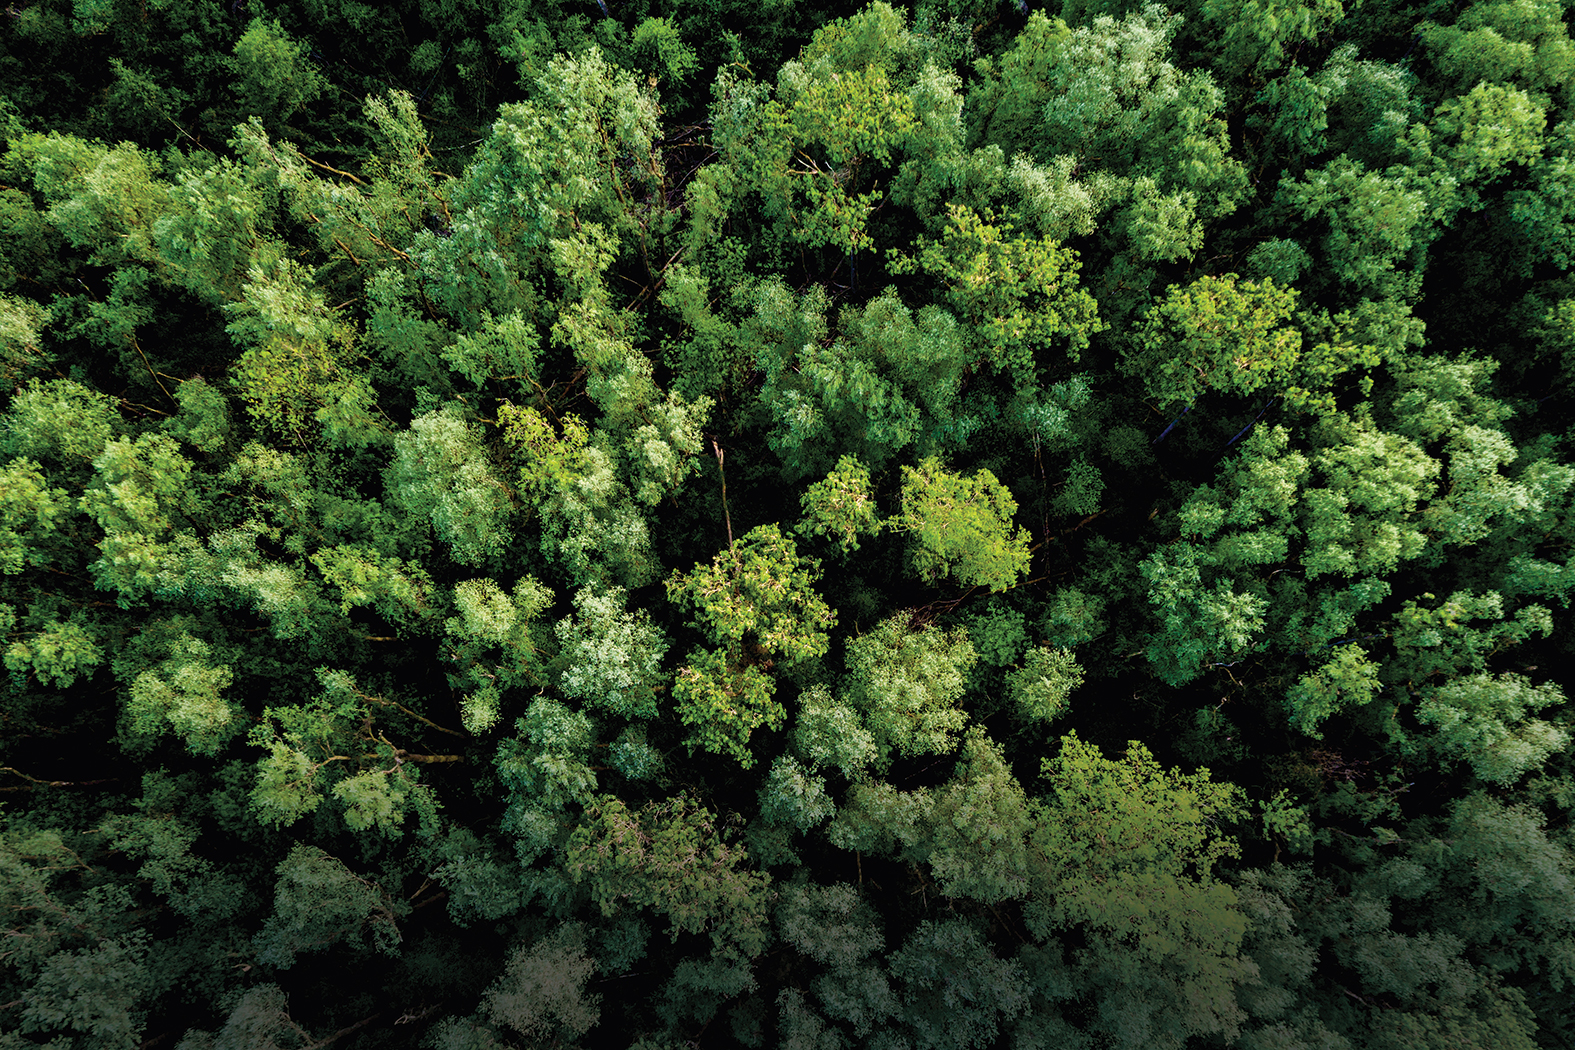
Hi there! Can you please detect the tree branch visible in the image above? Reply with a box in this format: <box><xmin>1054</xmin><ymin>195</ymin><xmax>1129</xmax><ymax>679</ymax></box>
<box><xmin>299</xmin><ymin>152</ymin><xmax>367</xmax><ymax>186</ymax></box>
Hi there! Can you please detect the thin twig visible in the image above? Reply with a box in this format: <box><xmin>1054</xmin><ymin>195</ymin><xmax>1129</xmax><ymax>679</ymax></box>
<box><xmin>359</xmin><ymin>693</ymin><xmax>466</xmax><ymax>737</ymax></box>
<box><xmin>712</xmin><ymin>436</ymin><xmax>735</xmax><ymax>558</ymax></box>
<box><xmin>129</xmin><ymin>335</ymin><xmax>175</xmax><ymax>404</ymax></box>
<box><xmin>299</xmin><ymin>153</ymin><xmax>367</xmax><ymax>185</ymax></box>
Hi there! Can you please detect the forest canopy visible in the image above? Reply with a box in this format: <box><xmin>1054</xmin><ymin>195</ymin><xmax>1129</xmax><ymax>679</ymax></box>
<box><xmin>3</xmin><ymin>0</ymin><xmax>1575</xmax><ymax>1048</ymax></box>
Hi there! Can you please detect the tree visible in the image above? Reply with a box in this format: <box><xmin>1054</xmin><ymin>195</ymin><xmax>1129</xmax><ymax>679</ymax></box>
<box><xmin>776</xmin><ymin>881</ymin><xmax>894</xmax><ymax>1040</ymax></box>
<box><xmin>1509</xmin><ymin>119</ymin><xmax>1575</xmax><ymax>269</ymax></box>
<box><xmin>1027</xmin><ymin>733</ymin><xmax>1252</xmax><ymax>1050</ymax></box>
<box><xmin>1140</xmin><ymin>544</ymin><xmax>1267</xmax><ymax>687</ymax></box>
<box><xmin>227</xmin><ymin>19</ymin><xmax>326</xmax><ymax>128</ymax></box>
<box><xmin>921</xmin><ymin>728</ymin><xmax>1039</xmax><ymax>903</ymax></box>
<box><xmin>891</xmin><ymin>203</ymin><xmax>1103</xmax><ymax>383</ymax></box>
<box><xmin>1275</xmin><ymin>155</ymin><xmax>1454</xmax><ymax>299</ymax></box>
<box><xmin>702</xmin><ymin>3</ymin><xmax>921</xmax><ymax>257</ymax></box>
<box><xmin>555</xmin><ymin>585</ymin><xmax>668</xmax><ymax>721</ymax></box>
<box><xmin>798</xmin><ymin>456</ymin><xmax>883</xmax><ymax>555</ymax></box>
<box><xmin>564</xmin><ymin>794</ymin><xmax>774</xmax><ymax>958</ymax></box>
<box><xmin>898</xmin><ymin>458</ymin><xmax>1031</xmax><ymax>591</ymax></box>
<box><xmin>1127</xmin><ymin>273</ymin><xmax>1302</xmax><ymax>408</ymax></box>
<box><xmin>757</xmin><ymin>289</ymin><xmax>972</xmax><ymax>480</ymax></box>
<box><xmin>495</xmin><ymin>695</ymin><xmax>599</xmax><ymax>866</ymax></box>
<box><xmin>1201</xmin><ymin>0</ymin><xmax>1347</xmax><ymax>80</ymax></box>
<box><xmin>792</xmin><ymin>684</ymin><xmax>880</xmax><ymax>778</ymax></box>
<box><xmin>0</xmin><ymin>457</ymin><xmax>70</xmax><ymax>576</ymax></box>
<box><xmin>667</xmin><ymin>524</ymin><xmax>836</xmax><ymax>667</ymax></box>
<box><xmin>253</xmin><ymin>845</ymin><xmax>403</xmax><ymax>968</ymax></box>
<box><xmin>843</xmin><ymin>614</ymin><xmax>977</xmax><ymax>767</ymax></box>
<box><xmin>444</xmin><ymin>575</ymin><xmax>553</xmax><ymax>733</ymax></box>
<box><xmin>1007</xmin><ymin>646</ymin><xmax>1083</xmax><ymax>724</ymax></box>
<box><xmin>1415</xmin><ymin>673</ymin><xmax>1569</xmax><ymax>785</ymax></box>
<box><xmin>888</xmin><ymin>918</ymin><xmax>1030</xmax><ymax>1050</ymax></box>
<box><xmin>482</xmin><ymin>923</ymin><xmax>601</xmax><ymax>1043</ymax></box>
<box><xmin>499</xmin><ymin>404</ymin><xmax>658</xmax><ymax>587</ymax></box>
<box><xmin>1431</xmin><ymin>81</ymin><xmax>1547</xmax><ymax>211</ymax></box>
<box><xmin>120</xmin><ymin>625</ymin><xmax>239</xmax><ymax>756</ymax></box>
<box><xmin>672</xmin><ymin>647</ymin><xmax>782</xmax><ymax>768</ymax></box>
<box><xmin>386</xmin><ymin>404</ymin><xmax>514</xmax><ymax>569</ymax></box>
<box><xmin>248</xmin><ymin>669</ymin><xmax>445</xmax><ymax>836</ymax></box>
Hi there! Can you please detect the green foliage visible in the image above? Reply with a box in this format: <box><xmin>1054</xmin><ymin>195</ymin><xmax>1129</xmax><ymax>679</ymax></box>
<box><xmin>609</xmin><ymin>726</ymin><xmax>662</xmax><ymax>782</ymax></box>
<box><xmin>1129</xmin><ymin>273</ymin><xmax>1302</xmax><ymax>408</ymax></box>
<box><xmin>1040</xmin><ymin>587</ymin><xmax>1106</xmax><ymax>648</ymax></box>
<box><xmin>387</xmin><ymin>404</ymin><xmax>514</xmax><ymax>568</ymax></box>
<box><xmin>1301</xmin><ymin>410</ymin><xmax>1438</xmax><ymax>576</ymax></box>
<box><xmin>0</xmin><ymin>293</ymin><xmax>50</xmax><ymax>390</ymax></box>
<box><xmin>1286</xmin><ymin>643</ymin><xmax>1383</xmax><ymax>738</ymax></box>
<box><xmin>1419</xmin><ymin>0</ymin><xmax>1575</xmax><ymax>105</ymax></box>
<box><xmin>482</xmin><ymin>923</ymin><xmax>600</xmax><ymax>1042</ymax></box>
<box><xmin>1</xmin><ymin>378</ymin><xmax>117</xmax><ymax>465</ymax></box>
<box><xmin>775</xmin><ymin>882</ymin><xmax>892</xmax><ymax>1041</ymax></box>
<box><xmin>1007</xmin><ymin>646</ymin><xmax>1083</xmax><ymax>724</ymax></box>
<box><xmin>1510</xmin><ymin>119</ymin><xmax>1575</xmax><ymax>269</ymax></box>
<box><xmin>495</xmin><ymin>695</ymin><xmax>598</xmax><ymax>863</ymax></box>
<box><xmin>310</xmin><ymin>545</ymin><xmax>437</xmax><ymax>628</ymax></box>
<box><xmin>499</xmin><ymin>403</ymin><xmax>658</xmax><ymax>587</ymax></box>
<box><xmin>889</xmin><ymin>917</ymin><xmax>1030</xmax><ymax>1050</ymax></box>
<box><xmin>9</xmin><ymin>131</ymin><xmax>170</xmax><ymax>263</ymax></box>
<box><xmin>444</xmin><ymin>575</ymin><xmax>552</xmax><ymax>733</ymax></box>
<box><xmin>657</xmin><ymin>955</ymin><xmax>760</xmax><ymax>1028</ymax></box>
<box><xmin>1053</xmin><ymin>457</ymin><xmax>1105</xmax><ymax>518</ymax></box>
<box><xmin>254</xmin><ymin>845</ymin><xmax>402</xmax><ymax>968</ymax></box>
<box><xmin>1029</xmin><ymin>733</ymin><xmax>1252</xmax><ymax>1049</ymax></box>
<box><xmin>1389</xmin><ymin>590</ymin><xmax>1554</xmax><ymax>683</ymax></box>
<box><xmin>673</xmin><ymin>646</ymin><xmax>782</xmax><ymax>767</ymax></box>
<box><xmin>1261</xmin><ymin>790</ymin><xmax>1314</xmax><ymax>855</ymax></box>
<box><xmin>565</xmin><ymin>794</ymin><xmax>774</xmax><ymax>958</ymax></box>
<box><xmin>898</xmin><ymin>457</ymin><xmax>1031</xmax><ymax>591</ymax></box>
<box><xmin>228</xmin><ymin>19</ymin><xmax>326</xmax><ymax>126</ymax></box>
<box><xmin>758</xmin><ymin>754</ymin><xmax>835</xmax><ymax>833</ymax></box>
<box><xmin>891</xmin><ymin>203</ymin><xmax>1103</xmax><ymax>382</ymax></box>
<box><xmin>555</xmin><ymin>585</ymin><xmax>667</xmax><ymax>721</ymax></box>
<box><xmin>1431</xmin><ymin>81</ymin><xmax>1546</xmax><ymax>209</ymax></box>
<box><xmin>4</xmin><ymin>615</ymin><xmax>103</xmax><ymax>689</ymax></box>
<box><xmin>1203</xmin><ymin>0</ymin><xmax>1346</xmax><ymax>79</ymax></box>
<box><xmin>632</xmin><ymin>18</ymin><xmax>699</xmax><ymax>93</ymax></box>
<box><xmin>226</xmin><ymin>257</ymin><xmax>380</xmax><ymax>449</ymax></box>
<box><xmin>798</xmin><ymin>455</ymin><xmax>882</xmax><ymax>554</ymax></box>
<box><xmin>757</xmin><ymin>288</ymin><xmax>972</xmax><ymax>479</ymax></box>
<box><xmin>1415</xmin><ymin>673</ymin><xmax>1569</xmax><ymax>785</ymax></box>
<box><xmin>960</xmin><ymin>602</ymin><xmax>1027</xmax><ymax>667</ymax></box>
<box><xmin>705</xmin><ymin>3</ymin><xmax>922</xmax><ymax>255</ymax></box>
<box><xmin>248</xmin><ymin>669</ymin><xmax>444</xmax><ymax>835</ymax></box>
<box><xmin>4</xmin><ymin>2</ymin><xmax>1575</xmax><ymax>1046</ymax></box>
<box><xmin>122</xmin><ymin>628</ymin><xmax>239</xmax><ymax>756</ymax></box>
<box><xmin>162</xmin><ymin>378</ymin><xmax>233</xmax><ymax>454</ymax></box>
<box><xmin>18</xmin><ymin>936</ymin><xmax>151</xmax><ymax>1049</ymax></box>
<box><xmin>443</xmin><ymin>311</ymin><xmax>539</xmax><ymax>391</ymax></box>
<box><xmin>412</xmin><ymin>47</ymin><xmax>659</xmax><ymax>327</ymax></box>
<box><xmin>970</xmin><ymin>6</ymin><xmax>1247</xmax><ymax>226</ymax></box>
<box><xmin>431</xmin><ymin>828</ymin><xmax>528</xmax><ymax>928</ymax></box>
<box><xmin>173</xmin><ymin>985</ymin><xmax>310</xmax><ymax>1050</ymax></box>
<box><xmin>915</xmin><ymin>728</ymin><xmax>1039</xmax><ymax>903</ymax></box>
<box><xmin>844</xmin><ymin>614</ymin><xmax>976</xmax><ymax>766</ymax></box>
<box><xmin>667</xmin><ymin>523</ymin><xmax>836</xmax><ymax>666</ymax></box>
<box><xmin>792</xmin><ymin>684</ymin><xmax>880</xmax><ymax>778</ymax></box>
<box><xmin>0</xmin><ymin>457</ymin><xmax>70</xmax><ymax>575</ymax></box>
<box><xmin>1276</xmin><ymin>156</ymin><xmax>1453</xmax><ymax>298</ymax></box>
<box><xmin>1140</xmin><ymin>544</ymin><xmax>1267</xmax><ymax>686</ymax></box>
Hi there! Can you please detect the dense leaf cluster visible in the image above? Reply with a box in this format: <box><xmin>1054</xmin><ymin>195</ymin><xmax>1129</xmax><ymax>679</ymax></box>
<box><xmin>3</xmin><ymin>0</ymin><xmax>1575</xmax><ymax>1047</ymax></box>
